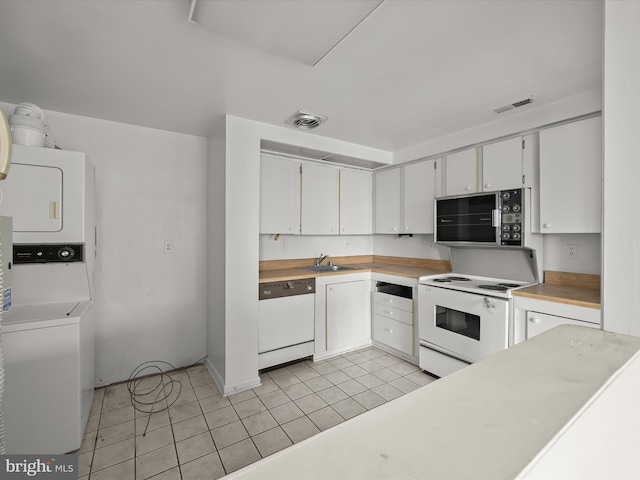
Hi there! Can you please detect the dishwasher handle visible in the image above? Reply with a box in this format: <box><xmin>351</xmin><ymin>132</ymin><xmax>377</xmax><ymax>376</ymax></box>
<box><xmin>259</xmin><ymin>278</ymin><xmax>316</xmax><ymax>300</ymax></box>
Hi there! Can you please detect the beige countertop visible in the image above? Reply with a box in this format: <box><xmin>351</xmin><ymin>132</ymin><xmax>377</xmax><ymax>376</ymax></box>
<box><xmin>513</xmin><ymin>271</ymin><xmax>601</xmax><ymax>309</ymax></box>
<box><xmin>226</xmin><ymin>325</ymin><xmax>640</xmax><ymax>479</ymax></box>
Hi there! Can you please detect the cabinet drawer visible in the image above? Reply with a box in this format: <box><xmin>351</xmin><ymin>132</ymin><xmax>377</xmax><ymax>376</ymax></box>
<box><xmin>373</xmin><ymin>315</ymin><xmax>413</xmax><ymax>355</ymax></box>
<box><xmin>372</xmin><ymin>292</ymin><xmax>413</xmax><ymax>312</ymax></box>
<box><xmin>526</xmin><ymin>311</ymin><xmax>599</xmax><ymax>340</ymax></box>
<box><xmin>373</xmin><ymin>302</ymin><xmax>413</xmax><ymax>326</ymax></box>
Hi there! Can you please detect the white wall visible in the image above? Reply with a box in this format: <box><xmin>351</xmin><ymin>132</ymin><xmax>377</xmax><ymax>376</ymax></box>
<box><xmin>260</xmin><ymin>234</ymin><xmax>373</xmax><ymax>261</ymax></box>
<box><xmin>542</xmin><ymin>234</ymin><xmax>601</xmax><ymax>275</ymax></box>
<box><xmin>1</xmin><ymin>101</ymin><xmax>209</xmax><ymax>386</ymax></box>
<box><xmin>602</xmin><ymin>0</ymin><xmax>640</xmax><ymax>335</ymax></box>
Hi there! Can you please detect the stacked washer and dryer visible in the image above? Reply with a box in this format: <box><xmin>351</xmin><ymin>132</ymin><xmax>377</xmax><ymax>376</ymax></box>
<box><xmin>0</xmin><ymin>144</ymin><xmax>95</xmax><ymax>454</ymax></box>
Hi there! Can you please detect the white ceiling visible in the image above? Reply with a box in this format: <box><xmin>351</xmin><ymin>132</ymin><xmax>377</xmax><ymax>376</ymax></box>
<box><xmin>0</xmin><ymin>0</ymin><xmax>602</xmax><ymax>153</ymax></box>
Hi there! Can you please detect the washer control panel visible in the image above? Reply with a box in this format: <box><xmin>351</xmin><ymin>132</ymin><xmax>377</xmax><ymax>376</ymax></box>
<box><xmin>13</xmin><ymin>244</ymin><xmax>84</xmax><ymax>264</ymax></box>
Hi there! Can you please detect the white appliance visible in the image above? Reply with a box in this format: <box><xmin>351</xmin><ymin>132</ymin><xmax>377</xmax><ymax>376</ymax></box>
<box><xmin>259</xmin><ymin>278</ymin><xmax>315</xmax><ymax>369</ymax></box>
<box><xmin>0</xmin><ymin>146</ymin><xmax>95</xmax><ymax>454</ymax></box>
<box><xmin>418</xmin><ymin>248</ymin><xmax>538</xmax><ymax>378</ymax></box>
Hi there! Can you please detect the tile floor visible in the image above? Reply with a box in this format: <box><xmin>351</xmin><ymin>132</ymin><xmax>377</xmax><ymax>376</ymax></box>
<box><xmin>75</xmin><ymin>346</ymin><xmax>437</xmax><ymax>479</ymax></box>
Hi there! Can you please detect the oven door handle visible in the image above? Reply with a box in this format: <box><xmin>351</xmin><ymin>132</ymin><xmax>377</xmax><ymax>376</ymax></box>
<box><xmin>483</xmin><ymin>297</ymin><xmax>497</xmax><ymax>309</ymax></box>
<box><xmin>491</xmin><ymin>209</ymin><xmax>501</xmax><ymax>228</ymax></box>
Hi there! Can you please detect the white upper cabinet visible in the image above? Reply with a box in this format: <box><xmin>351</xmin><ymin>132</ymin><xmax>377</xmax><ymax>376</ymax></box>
<box><xmin>259</xmin><ymin>155</ymin><xmax>301</xmax><ymax>234</ymax></box>
<box><xmin>539</xmin><ymin>116</ymin><xmax>602</xmax><ymax>233</ymax></box>
<box><xmin>374</xmin><ymin>168</ymin><xmax>402</xmax><ymax>234</ymax></box>
<box><xmin>482</xmin><ymin>137</ymin><xmax>524</xmax><ymax>191</ymax></box>
<box><xmin>301</xmin><ymin>163</ymin><xmax>339</xmax><ymax>235</ymax></box>
<box><xmin>339</xmin><ymin>169</ymin><xmax>372</xmax><ymax>235</ymax></box>
<box><xmin>445</xmin><ymin>148</ymin><xmax>477</xmax><ymax>196</ymax></box>
<box><xmin>375</xmin><ymin>159</ymin><xmax>439</xmax><ymax>234</ymax></box>
<box><xmin>403</xmin><ymin>160</ymin><xmax>437</xmax><ymax>234</ymax></box>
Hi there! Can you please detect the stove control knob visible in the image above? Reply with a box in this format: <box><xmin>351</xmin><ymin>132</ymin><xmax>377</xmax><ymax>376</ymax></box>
<box><xmin>512</xmin><ymin>224</ymin><xmax>521</xmax><ymax>232</ymax></box>
<box><xmin>502</xmin><ymin>192</ymin><xmax>511</xmax><ymax>200</ymax></box>
<box><xmin>58</xmin><ymin>246</ymin><xmax>75</xmax><ymax>260</ymax></box>
<box><xmin>502</xmin><ymin>205</ymin><xmax>511</xmax><ymax>213</ymax></box>
<box><xmin>512</xmin><ymin>204</ymin><xmax>521</xmax><ymax>213</ymax></box>
<box><xmin>502</xmin><ymin>224</ymin><xmax>510</xmax><ymax>231</ymax></box>
<box><xmin>502</xmin><ymin>232</ymin><xmax>511</xmax><ymax>240</ymax></box>
<box><xmin>513</xmin><ymin>232</ymin><xmax>521</xmax><ymax>240</ymax></box>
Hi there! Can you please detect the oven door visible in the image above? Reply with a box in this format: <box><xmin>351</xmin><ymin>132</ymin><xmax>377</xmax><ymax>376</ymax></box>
<box><xmin>418</xmin><ymin>285</ymin><xmax>509</xmax><ymax>363</ymax></box>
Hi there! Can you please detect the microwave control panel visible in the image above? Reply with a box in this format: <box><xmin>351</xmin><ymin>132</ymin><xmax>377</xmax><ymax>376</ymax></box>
<box><xmin>499</xmin><ymin>189</ymin><xmax>523</xmax><ymax>246</ymax></box>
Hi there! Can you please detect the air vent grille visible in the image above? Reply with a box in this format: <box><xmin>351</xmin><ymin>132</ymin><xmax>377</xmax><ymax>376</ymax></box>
<box><xmin>285</xmin><ymin>111</ymin><xmax>328</xmax><ymax>130</ymax></box>
<box><xmin>492</xmin><ymin>96</ymin><xmax>536</xmax><ymax>114</ymax></box>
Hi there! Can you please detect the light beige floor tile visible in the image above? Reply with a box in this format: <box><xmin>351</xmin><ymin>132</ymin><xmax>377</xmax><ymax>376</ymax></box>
<box><xmin>281</xmin><ymin>416</ymin><xmax>320</xmax><ymax>443</ymax></box>
<box><xmin>146</xmin><ymin>466</ymin><xmax>181</xmax><ymax>480</ymax></box>
<box><xmin>356</xmin><ymin>373</ymin><xmax>386</xmax><ymax>389</ymax></box>
<box><xmin>71</xmin><ymin>428</ymin><xmax>97</xmax><ymax>454</ymax></box>
<box><xmin>360</xmin><ymin>349</ymin><xmax>386</xmax><ymax>360</ymax></box>
<box><xmin>96</xmin><ymin>420</ymin><xmax>135</xmax><ymax>449</ymax></box>
<box><xmin>269</xmin><ymin>401</ymin><xmax>305</xmax><ymax>425</ymax></box>
<box><xmin>135</xmin><ymin>425</ymin><xmax>174</xmax><ymax>456</ymax></box>
<box><xmin>336</xmin><ymin>379</ymin><xmax>367</xmax><ymax>396</ymax></box>
<box><xmin>172</xmin><ymin>414</ymin><xmax>209</xmax><ymax>442</ymax></box>
<box><xmin>77</xmin><ymin>451</ymin><xmax>92</xmax><ymax>477</ymax></box>
<box><xmin>176</xmin><ymin>431</ymin><xmax>216</xmax><ymax>465</ymax></box>
<box><xmin>241</xmin><ymin>410</ymin><xmax>278</xmax><ymax>436</ymax></box>
<box><xmin>342</xmin><ymin>364</ymin><xmax>369</xmax><ymax>379</ymax></box>
<box><xmin>326</xmin><ymin>357</ymin><xmax>354</xmax><ymax>369</ymax></box>
<box><xmin>372</xmin><ymin>367</ymin><xmax>402</xmax><ymax>382</ymax></box>
<box><xmin>90</xmin><ymin>459</ymin><xmax>134</xmax><ymax>480</ymax></box>
<box><xmin>308</xmin><ymin>406</ymin><xmax>345</xmax><ymax>431</ymax></box>
<box><xmin>211</xmin><ymin>420</ymin><xmax>249</xmax><ymax>449</ymax></box>
<box><xmin>389</xmin><ymin>376</ymin><xmax>420</xmax><ymax>394</ymax></box>
<box><xmin>294</xmin><ymin>393</ymin><xmax>328</xmax><ymax>415</ymax></box>
<box><xmin>251</xmin><ymin>427</ymin><xmax>292</xmax><ymax>458</ymax></box>
<box><xmin>92</xmin><ymin>438</ymin><xmax>135</xmax><ymax>472</ymax></box>
<box><xmin>405</xmin><ymin>370</ymin><xmax>437</xmax><ymax>386</ymax></box>
<box><xmin>258</xmin><ymin>389</ymin><xmax>289</xmax><ymax>409</ymax></box>
<box><xmin>194</xmin><ymin>383</ymin><xmax>220</xmax><ymax>400</ymax></box>
<box><xmin>233</xmin><ymin>397</ymin><xmax>266</xmax><ymax>419</ymax></box>
<box><xmin>387</xmin><ymin>361</ymin><xmax>420</xmax><ymax>376</ymax></box>
<box><xmin>371</xmin><ymin>383</ymin><xmax>404</xmax><ymax>401</ymax></box>
<box><xmin>189</xmin><ymin>372</ymin><xmax>215</xmax><ymax>388</ymax></box>
<box><xmin>290</xmin><ymin>366</ymin><xmax>320</xmax><ymax>382</ymax></box>
<box><xmin>180</xmin><ymin>452</ymin><xmax>225</xmax><ymax>480</ymax></box>
<box><xmin>90</xmin><ymin>392</ymin><xmax>104</xmax><ymax>417</ymax></box>
<box><xmin>342</xmin><ymin>352</ymin><xmax>369</xmax><ymax>364</ymax></box>
<box><xmin>269</xmin><ymin>371</ymin><xmax>301</xmax><ymax>389</ymax></box>
<box><xmin>166</xmin><ymin>386</ymin><xmax>197</xmax><ymax>408</ymax></box>
<box><xmin>353</xmin><ymin>390</ymin><xmax>386</xmax><ymax>410</ymax></box>
<box><xmin>372</xmin><ymin>354</ymin><xmax>402</xmax><ymax>368</ymax></box>
<box><xmin>135</xmin><ymin>444</ymin><xmax>178</xmax><ymax>479</ymax></box>
<box><xmin>100</xmin><ymin>405</ymin><xmax>135</xmax><ymax>428</ymax></box>
<box><xmin>168</xmin><ymin>400</ymin><xmax>202</xmax><ymax>423</ymax></box>
<box><xmin>105</xmin><ymin>382</ymin><xmax>130</xmax><ymax>398</ymax></box>
<box><xmin>252</xmin><ymin>379</ymin><xmax>279</xmax><ymax>397</ymax></box>
<box><xmin>103</xmin><ymin>393</ymin><xmax>133</xmax><ymax>412</ymax></box>
<box><xmin>309</xmin><ymin>362</ymin><xmax>338</xmax><ymax>375</ymax></box>
<box><xmin>227</xmin><ymin>389</ymin><xmax>256</xmax><ymax>405</ymax></box>
<box><xmin>186</xmin><ymin>364</ymin><xmax>208</xmax><ymax>377</ymax></box>
<box><xmin>303</xmin><ymin>376</ymin><xmax>334</xmax><ymax>392</ymax></box>
<box><xmin>315</xmin><ymin>386</ymin><xmax>349</xmax><ymax>405</ymax></box>
<box><xmin>218</xmin><ymin>438</ymin><xmax>261</xmax><ymax>473</ymax></box>
<box><xmin>199</xmin><ymin>394</ymin><xmax>231</xmax><ymax>413</ymax></box>
<box><xmin>204</xmin><ymin>405</ymin><xmax>239</xmax><ymax>429</ymax></box>
<box><xmin>135</xmin><ymin>410</ymin><xmax>171</xmax><ymax>436</ymax></box>
<box><xmin>282</xmin><ymin>382</ymin><xmax>313</xmax><ymax>400</ymax></box>
<box><xmin>323</xmin><ymin>370</ymin><xmax>351</xmax><ymax>385</ymax></box>
<box><xmin>358</xmin><ymin>360</ymin><xmax>386</xmax><ymax>373</ymax></box>
<box><xmin>332</xmin><ymin>397</ymin><xmax>367</xmax><ymax>420</ymax></box>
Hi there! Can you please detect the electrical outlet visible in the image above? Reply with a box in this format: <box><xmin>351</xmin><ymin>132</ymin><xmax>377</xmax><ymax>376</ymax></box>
<box><xmin>344</xmin><ymin>240</ymin><xmax>351</xmax><ymax>249</ymax></box>
<box><xmin>566</xmin><ymin>243</ymin><xmax>578</xmax><ymax>259</ymax></box>
<box><xmin>163</xmin><ymin>240</ymin><xmax>173</xmax><ymax>254</ymax></box>
<box><xmin>281</xmin><ymin>239</ymin><xmax>287</xmax><ymax>250</ymax></box>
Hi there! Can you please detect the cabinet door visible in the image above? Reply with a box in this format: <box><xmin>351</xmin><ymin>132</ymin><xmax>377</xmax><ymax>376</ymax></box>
<box><xmin>340</xmin><ymin>169</ymin><xmax>372</xmax><ymax>235</ymax></box>
<box><xmin>539</xmin><ymin>116</ymin><xmax>602</xmax><ymax>233</ymax></box>
<box><xmin>403</xmin><ymin>160</ymin><xmax>436</xmax><ymax>234</ymax></box>
<box><xmin>374</xmin><ymin>168</ymin><xmax>401</xmax><ymax>234</ymax></box>
<box><xmin>0</xmin><ymin>163</ymin><xmax>62</xmax><ymax>232</ymax></box>
<box><xmin>482</xmin><ymin>137</ymin><xmax>523</xmax><ymax>191</ymax></box>
<box><xmin>326</xmin><ymin>280</ymin><xmax>371</xmax><ymax>351</ymax></box>
<box><xmin>301</xmin><ymin>163</ymin><xmax>339</xmax><ymax>235</ymax></box>
<box><xmin>526</xmin><ymin>311</ymin><xmax>599</xmax><ymax>340</ymax></box>
<box><xmin>445</xmin><ymin>148</ymin><xmax>477</xmax><ymax>196</ymax></box>
<box><xmin>259</xmin><ymin>155</ymin><xmax>300</xmax><ymax>234</ymax></box>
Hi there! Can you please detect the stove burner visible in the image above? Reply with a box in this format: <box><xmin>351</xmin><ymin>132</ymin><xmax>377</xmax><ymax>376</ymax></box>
<box><xmin>478</xmin><ymin>284</ymin><xmax>509</xmax><ymax>292</ymax></box>
<box><xmin>445</xmin><ymin>276</ymin><xmax>471</xmax><ymax>281</ymax></box>
<box><xmin>432</xmin><ymin>278</ymin><xmax>452</xmax><ymax>283</ymax></box>
<box><xmin>498</xmin><ymin>283</ymin><xmax>520</xmax><ymax>288</ymax></box>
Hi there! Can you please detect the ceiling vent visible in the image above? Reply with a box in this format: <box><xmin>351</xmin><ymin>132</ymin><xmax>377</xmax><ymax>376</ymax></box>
<box><xmin>492</xmin><ymin>96</ymin><xmax>536</xmax><ymax>114</ymax></box>
<box><xmin>285</xmin><ymin>111</ymin><xmax>328</xmax><ymax>130</ymax></box>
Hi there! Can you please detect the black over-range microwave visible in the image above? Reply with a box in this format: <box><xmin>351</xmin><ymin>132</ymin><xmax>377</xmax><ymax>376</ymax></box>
<box><xmin>434</xmin><ymin>189</ymin><xmax>528</xmax><ymax>247</ymax></box>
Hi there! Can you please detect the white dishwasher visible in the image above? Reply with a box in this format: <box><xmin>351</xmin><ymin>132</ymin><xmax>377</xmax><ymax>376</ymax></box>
<box><xmin>259</xmin><ymin>278</ymin><xmax>315</xmax><ymax>369</ymax></box>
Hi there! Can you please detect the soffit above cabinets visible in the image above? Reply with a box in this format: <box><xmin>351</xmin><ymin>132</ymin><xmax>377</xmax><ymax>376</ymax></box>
<box><xmin>191</xmin><ymin>0</ymin><xmax>384</xmax><ymax>66</ymax></box>
<box><xmin>260</xmin><ymin>140</ymin><xmax>389</xmax><ymax>170</ymax></box>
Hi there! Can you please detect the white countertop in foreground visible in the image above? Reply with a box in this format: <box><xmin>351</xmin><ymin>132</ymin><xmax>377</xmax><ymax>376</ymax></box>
<box><xmin>226</xmin><ymin>326</ymin><xmax>640</xmax><ymax>480</ymax></box>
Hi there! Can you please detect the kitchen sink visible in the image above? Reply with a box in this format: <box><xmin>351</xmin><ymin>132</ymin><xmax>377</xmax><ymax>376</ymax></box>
<box><xmin>302</xmin><ymin>265</ymin><xmax>360</xmax><ymax>273</ymax></box>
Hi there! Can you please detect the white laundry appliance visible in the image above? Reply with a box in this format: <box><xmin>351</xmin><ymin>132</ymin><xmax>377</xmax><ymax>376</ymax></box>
<box><xmin>0</xmin><ymin>145</ymin><xmax>96</xmax><ymax>454</ymax></box>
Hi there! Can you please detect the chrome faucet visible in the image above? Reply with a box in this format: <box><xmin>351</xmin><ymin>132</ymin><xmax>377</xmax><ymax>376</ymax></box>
<box><xmin>315</xmin><ymin>253</ymin><xmax>329</xmax><ymax>266</ymax></box>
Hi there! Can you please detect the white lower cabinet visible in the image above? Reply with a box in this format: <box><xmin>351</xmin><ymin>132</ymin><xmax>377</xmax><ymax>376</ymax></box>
<box><xmin>513</xmin><ymin>296</ymin><xmax>600</xmax><ymax>344</ymax></box>
<box><xmin>373</xmin><ymin>315</ymin><xmax>412</xmax><ymax>354</ymax></box>
<box><xmin>314</xmin><ymin>273</ymin><xmax>372</xmax><ymax>360</ymax></box>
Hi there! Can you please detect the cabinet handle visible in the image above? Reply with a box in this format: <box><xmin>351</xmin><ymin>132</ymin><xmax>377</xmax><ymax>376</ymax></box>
<box><xmin>384</xmin><ymin>328</ymin><xmax>394</xmax><ymax>334</ymax></box>
<box><xmin>465</xmin><ymin>186</ymin><xmax>472</xmax><ymax>191</ymax></box>
<box><xmin>331</xmin><ymin>227</ymin><xmax>335</xmax><ymax>233</ymax></box>
<box><xmin>50</xmin><ymin>201</ymin><xmax>60</xmax><ymax>220</ymax></box>
<box><xmin>392</xmin><ymin>227</ymin><xmax>398</xmax><ymax>232</ymax></box>
<box><xmin>543</xmin><ymin>223</ymin><xmax>551</xmax><ymax>229</ymax></box>
<box><xmin>386</xmin><ymin>299</ymin><xmax>394</xmax><ymax>303</ymax></box>
<box><xmin>484</xmin><ymin>183</ymin><xmax>492</xmax><ymax>189</ymax></box>
<box><xmin>529</xmin><ymin>317</ymin><xmax>540</xmax><ymax>324</ymax></box>
<box><xmin>341</xmin><ymin>228</ymin><xmax>345</xmax><ymax>232</ymax></box>
<box><xmin>289</xmin><ymin>226</ymin><xmax>294</xmax><ymax>231</ymax></box>
<box><xmin>385</xmin><ymin>310</ymin><xmax>393</xmax><ymax>316</ymax></box>
<box><xmin>404</xmin><ymin>227</ymin><xmax>410</xmax><ymax>231</ymax></box>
